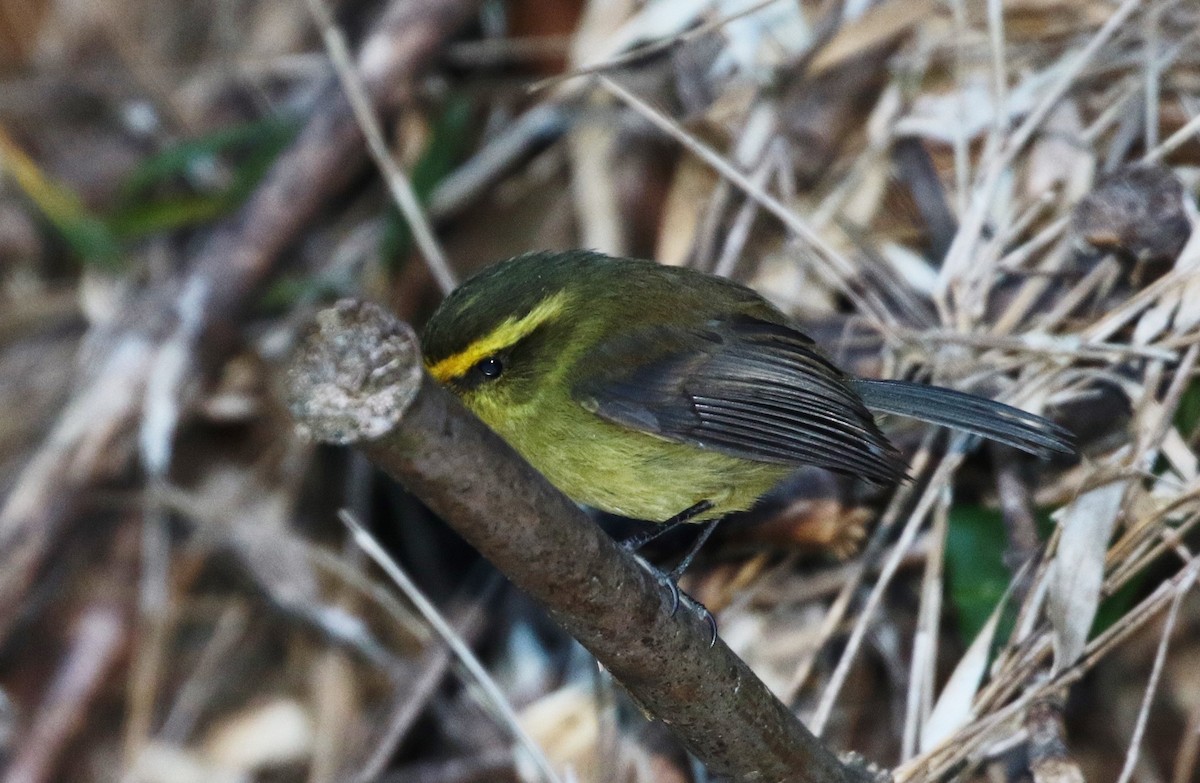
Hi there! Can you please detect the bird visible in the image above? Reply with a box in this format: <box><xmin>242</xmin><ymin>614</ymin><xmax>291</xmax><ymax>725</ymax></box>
<box><xmin>420</xmin><ymin>250</ymin><xmax>1073</xmax><ymax>575</ymax></box>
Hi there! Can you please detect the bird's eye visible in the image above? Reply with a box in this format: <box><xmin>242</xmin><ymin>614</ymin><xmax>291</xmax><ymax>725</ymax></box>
<box><xmin>476</xmin><ymin>356</ymin><xmax>503</xmax><ymax>379</ymax></box>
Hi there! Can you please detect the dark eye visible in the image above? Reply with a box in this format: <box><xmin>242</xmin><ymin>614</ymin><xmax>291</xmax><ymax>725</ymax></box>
<box><xmin>476</xmin><ymin>356</ymin><xmax>503</xmax><ymax>379</ymax></box>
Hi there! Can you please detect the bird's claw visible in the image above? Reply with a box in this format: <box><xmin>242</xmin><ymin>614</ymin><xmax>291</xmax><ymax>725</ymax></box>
<box><xmin>665</xmin><ymin>577</ymin><xmax>681</xmax><ymax>615</ymax></box>
<box><xmin>637</xmin><ymin>556</ymin><xmax>718</xmax><ymax>646</ymax></box>
<box><xmin>678</xmin><ymin>590</ymin><xmax>718</xmax><ymax>648</ymax></box>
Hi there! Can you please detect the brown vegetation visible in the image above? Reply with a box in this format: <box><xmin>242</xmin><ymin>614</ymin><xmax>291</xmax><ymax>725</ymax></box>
<box><xmin>0</xmin><ymin>0</ymin><xmax>1199</xmax><ymax>781</ymax></box>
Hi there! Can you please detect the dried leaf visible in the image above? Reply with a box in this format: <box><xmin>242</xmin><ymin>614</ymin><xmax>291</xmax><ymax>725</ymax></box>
<box><xmin>713</xmin><ymin>0</ymin><xmax>811</xmax><ymax>78</ymax></box>
<box><xmin>809</xmin><ymin>0</ymin><xmax>935</xmax><ymax>75</ymax></box>
<box><xmin>131</xmin><ymin>743</ymin><xmax>248</xmax><ymax>783</ymax></box>
<box><xmin>881</xmin><ymin>242</ymin><xmax>938</xmax><ymax>296</ymax></box>
<box><xmin>1047</xmin><ymin>481</ymin><xmax>1127</xmax><ymax>671</ymax></box>
<box><xmin>519</xmin><ymin>685</ymin><xmax>602</xmax><ymax>777</ymax></box>
<box><xmin>1132</xmin><ymin>291</ymin><xmax>1178</xmax><ymax>346</ymax></box>
<box><xmin>920</xmin><ymin>603</ymin><xmax>1001</xmax><ymax>752</ymax></box>
<box><xmin>1024</xmin><ymin>100</ymin><xmax>1093</xmax><ymax>202</ymax></box>
<box><xmin>1161</xmin><ymin>427</ymin><xmax>1198</xmax><ymax>485</ymax></box>
<box><xmin>1027</xmin><ymin>700</ymin><xmax>1087</xmax><ymax>783</ymax></box>
<box><xmin>1072</xmin><ymin>164</ymin><xmax>1192</xmax><ymax>264</ymax></box>
<box><xmin>581</xmin><ymin>0</ymin><xmax>704</xmax><ymax>67</ymax></box>
<box><xmin>567</xmin><ymin>122</ymin><xmax>625</xmax><ymax>256</ymax></box>
<box><xmin>203</xmin><ymin>699</ymin><xmax>314</xmax><ymax>772</ymax></box>
<box><xmin>1170</xmin><ymin>209</ymin><xmax>1200</xmax><ymax>332</ymax></box>
<box><xmin>895</xmin><ymin>65</ymin><xmax>1059</xmax><ymax>144</ymax></box>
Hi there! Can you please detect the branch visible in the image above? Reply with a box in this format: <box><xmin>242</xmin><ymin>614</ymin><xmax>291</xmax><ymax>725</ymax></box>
<box><xmin>287</xmin><ymin>300</ymin><xmax>883</xmax><ymax>783</ymax></box>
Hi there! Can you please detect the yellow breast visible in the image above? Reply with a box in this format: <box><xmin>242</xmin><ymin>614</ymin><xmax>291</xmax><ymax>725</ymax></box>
<box><xmin>468</xmin><ymin>389</ymin><xmax>791</xmax><ymax>522</ymax></box>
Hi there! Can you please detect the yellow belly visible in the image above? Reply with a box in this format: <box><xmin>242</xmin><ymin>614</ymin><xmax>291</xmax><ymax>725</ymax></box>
<box><xmin>543</xmin><ymin>436</ymin><xmax>792</xmax><ymax>521</ymax></box>
<box><xmin>473</xmin><ymin>393</ymin><xmax>792</xmax><ymax>521</ymax></box>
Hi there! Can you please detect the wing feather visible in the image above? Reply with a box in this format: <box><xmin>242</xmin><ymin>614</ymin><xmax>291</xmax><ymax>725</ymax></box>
<box><xmin>573</xmin><ymin>316</ymin><xmax>907</xmax><ymax>484</ymax></box>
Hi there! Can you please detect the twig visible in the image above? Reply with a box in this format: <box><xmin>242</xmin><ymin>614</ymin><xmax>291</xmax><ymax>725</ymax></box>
<box><xmin>339</xmin><ymin>511</ymin><xmax>560</xmax><ymax>783</ymax></box>
<box><xmin>896</xmin><ymin>328</ymin><xmax>1179</xmax><ymax>362</ymax></box>
<box><xmin>3</xmin><ymin>605</ymin><xmax>127</xmax><ymax>783</ymax></box>
<box><xmin>355</xmin><ymin>617</ymin><xmax>469</xmax><ymax>780</ymax></box>
<box><xmin>1115</xmin><ymin>556</ymin><xmax>1198</xmax><ymax>783</ymax></box>
<box><xmin>984</xmin><ymin>0</ymin><xmax>1008</xmax><ymax>151</ymax></box>
<box><xmin>155</xmin><ymin>605</ymin><xmax>249</xmax><ymax>743</ymax></box>
<box><xmin>123</xmin><ymin>494</ymin><xmax>173</xmax><ymax>763</ymax></box>
<box><xmin>712</xmin><ymin>143</ymin><xmax>780</xmax><ymax>279</ymax></box>
<box><xmin>378</xmin><ymin>748</ymin><xmax>519</xmax><ymax>783</ymax></box>
<box><xmin>1173</xmin><ymin>701</ymin><xmax>1200</xmax><ymax>783</ymax></box>
<box><xmin>301</xmin><ymin>551</ymin><xmax>494</xmax><ymax>778</ymax></box>
<box><xmin>0</xmin><ymin>341</ymin><xmax>152</xmax><ymax>640</ymax></box>
<box><xmin>811</xmin><ymin>448</ymin><xmax>964</xmax><ymax>735</ymax></box>
<box><xmin>994</xmin><ymin>454</ymin><xmax>1041</xmax><ymax>575</ymax></box>
<box><xmin>1143</xmin><ymin>4</ymin><xmax>1162</xmax><ymax>151</ymax></box>
<box><xmin>782</xmin><ymin>446</ymin><xmax>934</xmax><ymax>703</ymax></box>
<box><xmin>287</xmin><ymin>300</ymin><xmax>880</xmax><ymax>783</ymax></box>
<box><xmin>938</xmin><ymin>0</ymin><xmax>1144</xmax><ymax>317</ymax></box>
<box><xmin>303</xmin><ymin>0</ymin><xmax>456</xmax><ymax>295</ymax></box>
<box><xmin>948</xmin><ymin>0</ymin><xmax>970</xmax><ymax>216</ymax></box>
<box><xmin>309</xmin><ymin>650</ymin><xmax>357</xmax><ymax>783</ymax></box>
<box><xmin>1144</xmin><ymin>109</ymin><xmax>1200</xmax><ymax>164</ymax></box>
<box><xmin>898</xmin><ymin>552</ymin><xmax>1200</xmax><ymax>782</ymax></box>
<box><xmin>901</xmin><ymin>493</ymin><xmax>948</xmax><ymax>761</ymax></box>
<box><xmin>428</xmin><ymin>104</ymin><xmax>573</xmax><ymax>220</ymax></box>
<box><xmin>596</xmin><ymin>75</ymin><xmax>891</xmax><ymax>330</ymax></box>
<box><xmin>1026</xmin><ymin>697</ymin><xmax>1084</xmax><ymax>783</ymax></box>
<box><xmin>528</xmin><ymin>0</ymin><xmax>790</xmax><ymax>92</ymax></box>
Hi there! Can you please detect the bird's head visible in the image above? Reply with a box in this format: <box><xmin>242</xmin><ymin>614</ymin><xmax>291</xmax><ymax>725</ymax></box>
<box><xmin>421</xmin><ymin>251</ymin><xmax>613</xmax><ymax>422</ymax></box>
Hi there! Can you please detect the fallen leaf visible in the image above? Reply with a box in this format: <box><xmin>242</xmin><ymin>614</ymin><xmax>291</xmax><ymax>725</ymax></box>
<box><xmin>809</xmin><ymin>0</ymin><xmax>935</xmax><ymax>75</ymax></box>
<box><xmin>1047</xmin><ymin>481</ymin><xmax>1127</xmax><ymax>671</ymax></box>
<box><xmin>921</xmin><ymin>601</ymin><xmax>1002</xmax><ymax>752</ymax></box>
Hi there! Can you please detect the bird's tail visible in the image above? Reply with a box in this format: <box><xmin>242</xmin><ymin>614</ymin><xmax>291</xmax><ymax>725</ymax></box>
<box><xmin>849</xmin><ymin>379</ymin><xmax>1075</xmax><ymax>459</ymax></box>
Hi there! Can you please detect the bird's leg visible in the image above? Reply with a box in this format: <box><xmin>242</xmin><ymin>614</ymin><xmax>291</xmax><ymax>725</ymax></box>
<box><xmin>672</xmin><ymin>518</ymin><xmax>715</xmax><ymax>648</ymax></box>
<box><xmin>620</xmin><ymin>501</ymin><xmax>722</xmax><ymax>646</ymax></box>
<box><xmin>668</xmin><ymin>518</ymin><xmax>721</xmax><ymax>581</ymax></box>
<box><xmin>620</xmin><ymin>500</ymin><xmax>714</xmax><ymax>552</ymax></box>
<box><xmin>652</xmin><ymin>516</ymin><xmax>724</xmax><ymax>648</ymax></box>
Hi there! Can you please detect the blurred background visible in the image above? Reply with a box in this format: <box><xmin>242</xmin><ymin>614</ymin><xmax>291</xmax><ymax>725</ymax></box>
<box><xmin>0</xmin><ymin>0</ymin><xmax>1199</xmax><ymax>781</ymax></box>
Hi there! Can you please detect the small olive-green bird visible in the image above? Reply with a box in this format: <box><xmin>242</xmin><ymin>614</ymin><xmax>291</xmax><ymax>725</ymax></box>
<box><xmin>421</xmin><ymin>251</ymin><xmax>1073</xmax><ymax>527</ymax></box>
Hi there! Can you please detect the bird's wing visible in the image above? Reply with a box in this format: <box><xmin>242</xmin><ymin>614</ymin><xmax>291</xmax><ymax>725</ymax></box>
<box><xmin>571</xmin><ymin>315</ymin><xmax>907</xmax><ymax>483</ymax></box>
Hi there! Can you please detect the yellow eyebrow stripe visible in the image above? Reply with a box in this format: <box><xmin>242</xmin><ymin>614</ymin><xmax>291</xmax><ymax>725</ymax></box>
<box><xmin>426</xmin><ymin>292</ymin><xmax>569</xmax><ymax>382</ymax></box>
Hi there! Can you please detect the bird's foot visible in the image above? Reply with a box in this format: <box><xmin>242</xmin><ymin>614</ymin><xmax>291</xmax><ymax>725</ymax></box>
<box><xmin>637</xmin><ymin>556</ymin><xmax>718</xmax><ymax>648</ymax></box>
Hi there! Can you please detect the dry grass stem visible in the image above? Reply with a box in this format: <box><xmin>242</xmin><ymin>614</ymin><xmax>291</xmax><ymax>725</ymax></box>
<box><xmin>339</xmin><ymin>511</ymin><xmax>562</xmax><ymax>783</ymax></box>
<box><xmin>303</xmin><ymin>0</ymin><xmax>457</xmax><ymax>294</ymax></box>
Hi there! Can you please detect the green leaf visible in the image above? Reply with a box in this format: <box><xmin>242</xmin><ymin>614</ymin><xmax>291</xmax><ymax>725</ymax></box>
<box><xmin>945</xmin><ymin>505</ymin><xmax>1012</xmax><ymax>644</ymax></box>
<box><xmin>258</xmin><ymin>270</ymin><xmax>361</xmax><ymax>312</ymax></box>
<box><xmin>1174</xmin><ymin>378</ymin><xmax>1200</xmax><ymax>442</ymax></box>
<box><xmin>118</xmin><ymin>116</ymin><xmax>299</xmax><ymax>201</ymax></box>
<box><xmin>53</xmin><ymin>214</ymin><xmax>124</xmax><ymax>269</ymax></box>
<box><xmin>0</xmin><ymin>126</ymin><xmax>123</xmax><ymax>269</ymax></box>
<box><xmin>1</xmin><ymin>116</ymin><xmax>298</xmax><ymax>269</ymax></box>
<box><xmin>109</xmin><ymin>116</ymin><xmax>299</xmax><ymax>237</ymax></box>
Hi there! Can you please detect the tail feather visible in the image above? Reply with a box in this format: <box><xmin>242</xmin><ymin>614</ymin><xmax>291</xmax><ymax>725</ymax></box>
<box><xmin>849</xmin><ymin>379</ymin><xmax>1075</xmax><ymax>459</ymax></box>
